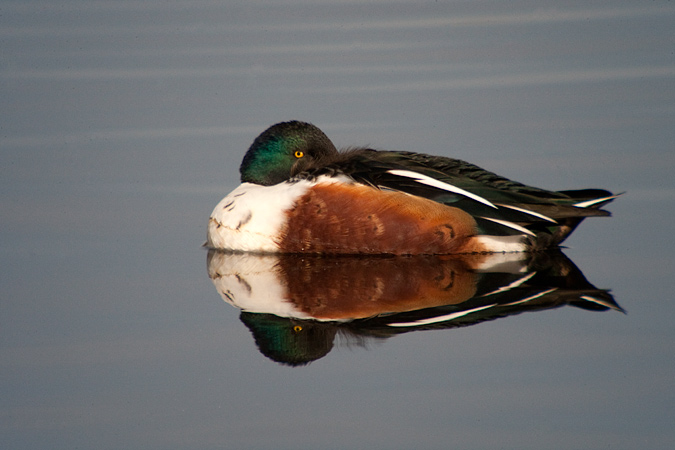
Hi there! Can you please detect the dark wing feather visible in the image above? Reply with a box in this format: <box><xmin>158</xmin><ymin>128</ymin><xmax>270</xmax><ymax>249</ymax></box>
<box><xmin>294</xmin><ymin>148</ymin><xmax>618</xmax><ymax>242</ymax></box>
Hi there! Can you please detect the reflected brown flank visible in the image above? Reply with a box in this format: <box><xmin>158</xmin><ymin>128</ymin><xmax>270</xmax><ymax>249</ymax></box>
<box><xmin>277</xmin><ymin>255</ymin><xmax>480</xmax><ymax>320</ymax></box>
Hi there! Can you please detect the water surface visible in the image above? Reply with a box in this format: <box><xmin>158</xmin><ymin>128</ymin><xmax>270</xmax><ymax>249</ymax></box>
<box><xmin>2</xmin><ymin>1</ymin><xmax>674</xmax><ymax>449</ymax></box>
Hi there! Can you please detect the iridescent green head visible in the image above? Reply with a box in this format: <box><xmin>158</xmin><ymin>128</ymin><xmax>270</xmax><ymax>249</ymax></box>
<box><xmin>240</xmin><ymin>121</ymin><xmax>339</xmax><ymax>186</ymax></box>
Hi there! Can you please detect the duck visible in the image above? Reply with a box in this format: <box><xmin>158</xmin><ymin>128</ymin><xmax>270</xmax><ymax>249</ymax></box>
<box><xmin>206</xmin><ymin>121</ymin><xmax>619</xmax><ymax>255</ymax></box>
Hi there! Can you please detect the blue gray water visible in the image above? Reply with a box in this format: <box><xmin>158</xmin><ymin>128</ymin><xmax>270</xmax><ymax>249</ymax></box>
<box><xmin>2</xmin><ymin>1</ymin><xmax>674</xmax><ymax>449</ymax></box>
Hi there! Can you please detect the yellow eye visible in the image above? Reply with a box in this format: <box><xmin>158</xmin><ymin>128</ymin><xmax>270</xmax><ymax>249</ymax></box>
<box><xmin>293</xmin><ymin>325</ymin><xmax>303</xmax><ymax>332</ymax></box>
<box><xmin>294</xmin><ymin>151</ymin><xmax>304</xmax><ymax>158</ymax></box>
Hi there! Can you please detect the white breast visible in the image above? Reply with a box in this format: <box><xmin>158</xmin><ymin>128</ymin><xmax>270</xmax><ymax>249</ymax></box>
<box><xmin>206</xmin><ymin>182</ymin><xmax>302</xmax><ymax>251</ymax></box>
<box><xmin>206</xmin><ymin>176</ymin><xmax>350</xmax><ymax>252</ymax></box>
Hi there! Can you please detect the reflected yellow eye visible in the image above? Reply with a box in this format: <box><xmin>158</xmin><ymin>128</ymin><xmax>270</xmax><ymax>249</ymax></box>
<box><xmin>294</xmin><ymin>151</ymin><xmax>304</xmax><ymax>158</ymax></box>
<box><xmin>293</xmin><ymin>325</ymin><xmax>303</xmax><ymax>332</ymax></box>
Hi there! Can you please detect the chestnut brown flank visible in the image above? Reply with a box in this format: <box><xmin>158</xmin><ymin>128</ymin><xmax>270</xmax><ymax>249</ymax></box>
<box><xmin>277</xmin><ymin>183</ymin><xmax>488</xmax><ymax>254</ymax></box>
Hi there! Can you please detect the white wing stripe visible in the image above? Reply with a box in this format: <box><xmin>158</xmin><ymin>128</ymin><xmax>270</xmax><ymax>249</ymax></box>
<box><xmin>479</xmin><ymin>216</ymin><xmax>537</xmax><ymax>236</ymax></box>
<box><xmin>573</xmin><ymin>194</ymin><xmax>620</xmax><ymax>208</ymax></box>
<box><xmin>386</xmin><ymin>169</ymin><xmax>497</xmax><ymax>209</ymax></box>
<box><xmin>480</xmin><ymin>271</ymin><xmax>538</xmax><ymax>297</ymax></box>
<box><xmin>580</xmin><ymin>295</ymin><xmax>615</xmax><ymax>310</ymax></box>
<box><xmin>496</xmin><ymin>203</ymin><xmax>557</xmax><ymax>223</ymax></box>
<box><xmin>386</xmin><ymin>304</ymin><xmax>497</xmax><ymax>327</ymax></box>
<box><xmin>502</xmin><ymin>288</ymin><xmax>558</xmax><ymax>306</ymax></box>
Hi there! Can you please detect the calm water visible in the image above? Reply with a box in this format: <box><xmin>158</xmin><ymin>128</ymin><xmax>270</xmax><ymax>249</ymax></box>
<box><xmin>2</xmin><ymin>1</ymin><xmax>674</xmax><ymax>449</ymax></box>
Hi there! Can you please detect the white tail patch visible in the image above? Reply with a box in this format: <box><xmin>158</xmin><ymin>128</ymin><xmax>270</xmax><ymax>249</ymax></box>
<box><xmin>472</xmin><ymin>252</ymin><xmax>531</xmax><ymax>272</ymax></box>
<box><xmin>479</xmin><ymin>216</ymin><xmax>537</xmax><ymax>237</ymax></box>
<box><xmin>472</xmin><ymin>235</ymin><xmax>528</xmax><ymax>253</ymax></box>
<box><xmin>386</xmin><ymin>169</ymin><xmax>497</xmax><ymax>209</ymax></box>
<box><xmin>496</xmin><ymin>203</ymin><xmax>557</xmax><ymax>223</ymax></box>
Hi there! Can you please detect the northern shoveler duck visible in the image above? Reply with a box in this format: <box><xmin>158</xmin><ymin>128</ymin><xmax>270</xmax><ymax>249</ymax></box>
<box><xmin>206</xmin><ymin>121</ymin><xmax>619</xmax><ymax>254</ymax></box>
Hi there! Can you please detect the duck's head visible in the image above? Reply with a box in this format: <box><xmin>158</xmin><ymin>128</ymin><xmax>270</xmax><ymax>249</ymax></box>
<box><xmin>240</xmin><ymin>121</ymin><xmax>339</xmax><ymax>186</ymax></box>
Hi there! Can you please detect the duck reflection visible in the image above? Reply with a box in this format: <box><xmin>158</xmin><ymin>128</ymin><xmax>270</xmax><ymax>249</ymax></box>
<box><xmin>207</xmin><ymin>250</ymin><xmax>622</xmax><ymax>366</ymax></box>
